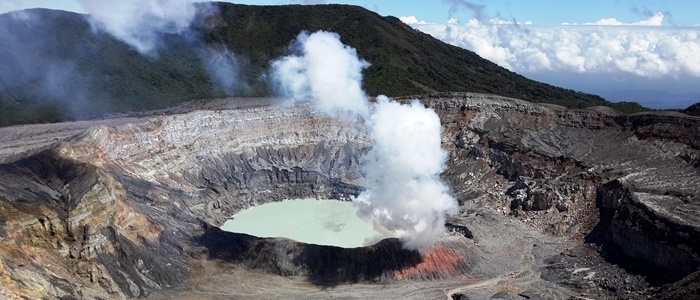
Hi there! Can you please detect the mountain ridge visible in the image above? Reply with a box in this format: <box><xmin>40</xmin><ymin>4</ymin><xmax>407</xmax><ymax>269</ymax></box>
<box><xmin>0</xmin><ymin>3</ymin><xmax>633</xmax><ymax>127</ymax></box>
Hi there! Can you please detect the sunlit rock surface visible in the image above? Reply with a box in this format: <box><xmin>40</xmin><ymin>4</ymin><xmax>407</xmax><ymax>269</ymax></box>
<box><xmin>0</xmin><ymin>95</ymin><xmax>698</xmax><ymax>299</ymax></box>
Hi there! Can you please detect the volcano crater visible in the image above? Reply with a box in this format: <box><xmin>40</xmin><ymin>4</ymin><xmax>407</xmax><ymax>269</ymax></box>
<box><xmin>51</xmin><ymin>103</ymin><xmax>479</xmax><ymax>286</ymax></box>
<box><xmin>2</xmin><ymin>96</ymin><xmax>700</xmax><ymax>299</ymax></box>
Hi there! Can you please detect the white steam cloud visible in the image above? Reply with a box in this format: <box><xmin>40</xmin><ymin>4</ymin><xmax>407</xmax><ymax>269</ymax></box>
<box><xmin>402</xmin><ymin>14</ymin><xmax>700</xmax><ymax>79</ymax></box>
<box><xmin>272</xmin><ymin>31</ymin><xmax>458</xmax><ymax>249</ymax></box>
<box><xmin>356</xmin><ymin>96</ymin><xmax>457</xmax><ymax>249</ymax></box>
<box><xmin>77</xmin><ymin>0</ymin><xmax>198</xmax><ymax>55</ymax></box>
<box><xmin>202</xmin><ymin>46</ymin><xmax>246</xmax><ymax>96</ymax></box>
<box><xmin>271</xmin><ymin>31</ymin><xmax>370</xmax><ymax>119</ymax></box>
<box><xmin>75</xmin><ymin>1</ymin><xmax>244</xmax><ymax>96</ymax></box>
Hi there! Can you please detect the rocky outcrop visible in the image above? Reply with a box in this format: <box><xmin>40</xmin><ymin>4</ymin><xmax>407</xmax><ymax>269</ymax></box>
<box><xmin>683</xmin><ymin>102</ymin><xmax>700</xmax><ymax>117</ymax></box>
<box><xmin>656</xmin><ymin>270</ymin><xmax>700</xmax><ymax>299</ymax></box>
<box><xmin>426</xmin><ymin>93</ymin><xmax>700</xmax><ymax>290</ymax></box>
<box><xmin>588</xmin><ymin>179</ymin><xmax>700</xmax><ymax>284</ymax></box>
<box><xmin>55</xmin><ymin>106</ymin><xmax>370</xmax><ymax>224</ymax></box>
<box><xmin>0</xmin><ymin>150</ymin><xmax>188</xmax><ymax>299</ymax></box>
<box><xmin>539</xmin><ymin>246</ymin><xmax>653</xmax><ymax>297</ymax></box>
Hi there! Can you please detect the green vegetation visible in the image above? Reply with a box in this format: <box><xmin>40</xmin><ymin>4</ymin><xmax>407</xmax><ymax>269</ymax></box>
<box><xmin>682</xmin><ymin>103</ymin><xmax>700</xmax><ymax>117</ymax></box>
<box><xmin>0</xmin><ymin>3</ymin><xmax>648</xmax><ymax>127</ymax></box>
<box><xmin>205</xmin><ymin>4</ymin><xmax>609</xmax><ymax>108</ymax></box>
<box><xmin>609</xmin><ymin>101</ymin><xmax>651</xmax><ymax>114</ymax></box>
<box><xmin>0</xmin><ymin>9</ymin><xmax>218</xmax><ymax>126</ymax></box>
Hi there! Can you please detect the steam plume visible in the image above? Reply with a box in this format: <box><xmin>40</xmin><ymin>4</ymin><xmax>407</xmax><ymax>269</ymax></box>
<box><xmin>271</xmin><ymin>31</ymin><xmax>369</xmax><ymax>119</ymax></box>
<box><xmin>446</xmin><ymin>0</ymin><xmax>486</xmax><ymax>21</ymax></box>
<box><xmin>77</xmin><ymin>0</ymin><xmax>198</xmax><ymax>55</ymax></box>
<box><xmin>202</xmin><ymin>46</ymin><xmax>246</xmax><ymax>96</ymax></box>
<box><xmin>356</xmin><ymin>96</ymin><xmax>457</xmax><ymax>249</ymax></box>
<box><xmin>272</xmin><ymin>31</ymin><xmax>458</xmax><ymax>249</ymax></box>
<box><xmin>77</xmin><ymin>1</ymin><xmax>244</xmax><ymax>96</ymax></box>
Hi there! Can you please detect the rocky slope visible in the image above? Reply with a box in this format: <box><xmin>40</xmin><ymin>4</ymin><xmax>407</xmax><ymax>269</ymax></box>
<box><xmin>429</xmin><ymin>92</ymin><xmax>700</xmax><ymax>298</ymax></box>
<box><xmin>0</xmin><ymin>95</ymin><xmax>698</xmax><ymax>299</ymax></box>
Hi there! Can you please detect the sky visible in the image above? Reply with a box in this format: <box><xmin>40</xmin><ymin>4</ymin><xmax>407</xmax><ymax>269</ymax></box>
<box><xmin>1</xmin><ymin>0</ymin><xmax>699</xmax><ymax>108</ymax></box>
<box><xmin>2</xmin><ymin>0</ymin><xmax>700</xmax><ymax>26</ymax></box>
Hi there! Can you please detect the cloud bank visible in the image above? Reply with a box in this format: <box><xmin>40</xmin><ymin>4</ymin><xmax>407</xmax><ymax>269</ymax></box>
<box><xmin>402</xmin><ymin>13</ymin><xmax>700</xmax><ymax>79</ymax></box>
<box><xmin>272</xmin><ymin>31</ymin><xmax>457</xmax><ymax>249</ymax></box>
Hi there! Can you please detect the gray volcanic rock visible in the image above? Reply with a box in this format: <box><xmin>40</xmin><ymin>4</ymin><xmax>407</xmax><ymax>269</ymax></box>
<box><xmin>0</xmin><ymin>94</ymin><xmax>699</xmax><ymax>299</ymax></box>
<box><xmin>656</xmin><ymin>270</ymin><xmax>700</xmax><ymax>299</ymax></box>
<box><xmin>425</xmin><ymin>92</ymin><xmax>700</xmax><ymax>292</ymax></box>
<box><xmin>590</xmin><ymin>180</ymin><xmax>700</xmax><ymax>284</ymax></box>
<box><xmin>539</xmin><ymin>246</ymin><xmax>652</xmax><ymax>297</ymax></box>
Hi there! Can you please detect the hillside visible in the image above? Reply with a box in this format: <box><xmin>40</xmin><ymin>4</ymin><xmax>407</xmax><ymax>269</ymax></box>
<box><xmin>683</xmin><ymin>103</ymin><xmax>700</xmax><ymax>117</ymax></box>
<box><xmin>0</xmin><ymin>3</ymin><xmax>612</xmax><ymax>126</ymax></box>
<box><xmin>204</xmin><ymin>4</ymin><xmax>610</xmax><ymax>105</ymax></box>
<box><xmin>0</xmin><ymin>8</ymin><xmax>215</xmax><ymax>126</ymax></box>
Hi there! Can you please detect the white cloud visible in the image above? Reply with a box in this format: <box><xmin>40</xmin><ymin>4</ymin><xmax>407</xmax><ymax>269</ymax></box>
<box><xmin>408</xmin><ymin>13</ymin><xmax>700</xmax><ymax>78</ymax></box>
<box><xmin>399</xmin><ymin>16</ymin><xmax>427</xmax><ymax>25</ymax></box>
<box><xmin>489</xmin><ymin>18</ymin><xmax>512</xmax><ymax>25</ymax></box>
<box><xmin>584</xmin><ymin>12</ymin><xmax>665</xmax><ymax>26</ymax></box>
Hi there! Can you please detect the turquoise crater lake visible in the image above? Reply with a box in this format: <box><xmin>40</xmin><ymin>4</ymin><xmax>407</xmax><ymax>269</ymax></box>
<box><xmin>220</xmin><ymin>198</ymin><xmax>386</xmax><ymax>248</ymax></box>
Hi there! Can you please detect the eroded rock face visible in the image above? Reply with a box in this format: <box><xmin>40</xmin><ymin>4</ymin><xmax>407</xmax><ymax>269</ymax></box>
<box><xmin>0</xmin><ymin>94</ymin><xmax>698</xmax><ymax>299</ymax></box>
<box><xmin>198</xmin><ymin>226</ymin><xmax>475</xmax><ymax>282</ymax></box>
<box><xmin>0</xmin><ymin>149</ymin><xmax>186</xmax><ymax>299</ymax></box>
<box><xmin>425</xmin><ymin>93</ymin><xmax>700</xmax><ymax>288</ymax></box>
<box><xmin>589</xmin><ymin>180</ymin><xmax>700</xmax><ymax>284</ymax></box>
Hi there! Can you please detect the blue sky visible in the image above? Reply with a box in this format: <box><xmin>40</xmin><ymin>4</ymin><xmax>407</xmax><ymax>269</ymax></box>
<box><xmin>3</xmin><ymin>0</ymin><xmax>698</xmax><ymax>26</ymax></box>
<box><xmin>2</xmin><ymin>1</ymin><xmax>699</xmax><ymax>108</ymax></box>
<box><xmin>226</xmin><ymin>0</ymin><xmax>694</xmax><ymax>26</ymax></box>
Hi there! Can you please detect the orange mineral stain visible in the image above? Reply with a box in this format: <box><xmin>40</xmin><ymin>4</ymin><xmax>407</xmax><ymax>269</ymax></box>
<box><xmin>394</xmin><ymin>245</ymin><xmax>469</xmax><ymax>280</ymax></box>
